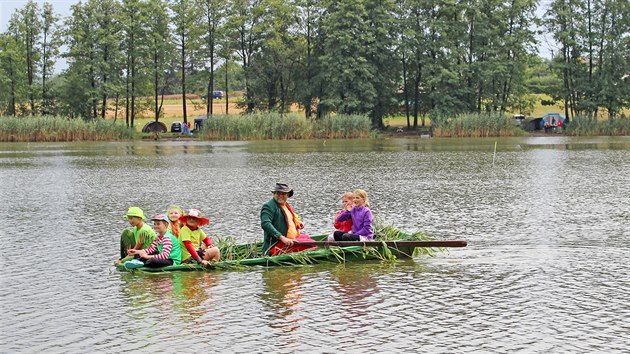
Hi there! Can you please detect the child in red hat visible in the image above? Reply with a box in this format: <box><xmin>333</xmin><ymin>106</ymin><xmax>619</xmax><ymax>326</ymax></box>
<box><xmin>178</xmin><ymin>209</ymin><xmax>220</xmax><ymax>266</ymax></box>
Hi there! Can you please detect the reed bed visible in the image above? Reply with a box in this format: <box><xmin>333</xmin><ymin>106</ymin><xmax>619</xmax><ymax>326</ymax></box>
<box><xmin>564</xmin><ymin>115</ymin><xmax>630</xmax><ymax>136</ymax></box>
<box><xmin>199</xmin><ymin>113</ymin><xmax>372</xmax><ymax>140</ymax></box>
<box><xmin>431</xmin><ymin>113</ymin><xmax>519</xmax><ymax>137</ymax></box>
<box><xmin>0</xmin><ymin>116</ymin><xmax>135</xmax><ymax>142</ymax></box>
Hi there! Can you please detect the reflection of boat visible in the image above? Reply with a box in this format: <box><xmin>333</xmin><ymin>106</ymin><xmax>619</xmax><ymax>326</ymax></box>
<box><xmin>115</xmin><ymin>234</ymin><xmax>467</xmax><ymax>273</ymax></box>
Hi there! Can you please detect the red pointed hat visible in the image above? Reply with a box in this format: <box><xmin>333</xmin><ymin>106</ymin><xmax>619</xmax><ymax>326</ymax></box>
<box><xmin>179</xmin><ymin>209</ymin><xmax>210</xmax><ymax>226</ymax></box>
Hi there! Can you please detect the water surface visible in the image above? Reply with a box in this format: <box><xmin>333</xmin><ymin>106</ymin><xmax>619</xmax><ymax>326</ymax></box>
<box><xmin>1</xmin><ymin>136</ymin><xmax>628</xmax><ymax>352</ymax></box>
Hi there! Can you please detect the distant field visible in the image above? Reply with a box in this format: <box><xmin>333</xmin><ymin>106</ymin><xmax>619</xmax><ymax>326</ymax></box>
<box><xmin>105</xmin><ymin>93</ymin><xmax>246</xmax><ymax>122</ymax></box>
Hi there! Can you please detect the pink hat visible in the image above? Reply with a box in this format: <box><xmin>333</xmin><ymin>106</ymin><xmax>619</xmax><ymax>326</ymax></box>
<box><xmin>179</xmin><ymin>209</ymin><xmax>210</xmax><ymax>226</ymax></box>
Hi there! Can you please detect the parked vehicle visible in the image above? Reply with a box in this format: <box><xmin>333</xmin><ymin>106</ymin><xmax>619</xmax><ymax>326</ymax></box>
<box><xmin>512</xmin><ymin>114</ymin><xmax>525</xmax><ymax>126</ymax></box>
<box><xmin>201</xmin><ymin>91</ymin><xmax>225</xmax><ymax>100</ymax></box>
<box><xmin>171</xmin><ymin>121</ymin><xmax>182</xmax><ymax>133</ymax></box>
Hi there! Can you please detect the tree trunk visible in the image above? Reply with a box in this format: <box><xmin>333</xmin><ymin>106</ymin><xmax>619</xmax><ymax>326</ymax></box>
<box><xmin>9</xmin><ymin>56</ymin><xmax>16</xmax><ymax>116</ymax></box>
<box><xmin>42</xmin><ymin>29</ymin><xmax>48</xmax><ymax>115</ymax></box>
<box><xmin>101</xmin><ymin>46</ymin><xmax>108</xmax><ymax>119</ymax></box>
<box><xmin>225</xmin><ymin>61</ymin><xmax>229</xmax><ymax>114</ymax></box>
<box><xmin>154</xmin><ymin>48</ymin><xmax>159</xmax><ymax>122</ymax></box>
<box><xmin>26</xmin><ymin>26</ymin><xmax>35</xmax><ymax>115</ymax></box>
<box><xmin>402</xmin><ymin>51</ymin><xmax>410</xmax><ymax>129</ymax></box>
<box><xmin>181</xmin><ymin>33</ymin><xmax>188</xmax><ymax>124</ymax></box>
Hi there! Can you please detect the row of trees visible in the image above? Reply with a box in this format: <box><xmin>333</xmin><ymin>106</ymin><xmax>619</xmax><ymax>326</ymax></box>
<box><xmin>1</xmin><ymin>0</ymin><xmax>628</xmax><ymax>128</ymax></box>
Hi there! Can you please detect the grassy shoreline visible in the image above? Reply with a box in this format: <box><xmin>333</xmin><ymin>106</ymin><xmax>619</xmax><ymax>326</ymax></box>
<box><xmin>2</xmin><ymin>113</ymin><xmax>628</xmax><ymax>142</ymax></box>
<box><xmin>0</xmin><ymin>116</ymin><xmax>135</xmax><ymax>142</ymax></box>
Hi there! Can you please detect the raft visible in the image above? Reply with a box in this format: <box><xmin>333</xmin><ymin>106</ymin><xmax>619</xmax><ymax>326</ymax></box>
<box><xmin>115</xmin><ymin>233</ymin><xmax>467</xmax><ymax>273</ymax></box>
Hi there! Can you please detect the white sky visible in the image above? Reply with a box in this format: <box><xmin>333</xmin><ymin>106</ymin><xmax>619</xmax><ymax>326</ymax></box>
<box><xmin>1</xmin><ymin>0</ymin><xmax>555</xmax><ymax>74</ymax></box>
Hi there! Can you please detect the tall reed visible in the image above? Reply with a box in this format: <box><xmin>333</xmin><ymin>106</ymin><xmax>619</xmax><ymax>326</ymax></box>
<box><xmin>198</xmin><ymin>113</ymin><xmax>372</xmax><ymax>140</ymax></box>
<box><xmin>564</xmin><ymin>115</ymin><xmax>630</xmax><ymax>136</ymax></box>
<box><xmin>431</xmin><ymin>112</ymin><xmax>518</xmax><ymax>137</ymax></box>
<box><xmin>0</xmin><ymin>116</ymin><xmax>135</xmax><ymax>142</ymax></box>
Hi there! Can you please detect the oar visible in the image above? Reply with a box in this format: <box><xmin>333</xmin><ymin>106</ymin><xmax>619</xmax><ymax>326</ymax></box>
<box><xmin>294</xmin><ymin>240</ymin><xmax>467</xmax><ymax>248</ymax></box>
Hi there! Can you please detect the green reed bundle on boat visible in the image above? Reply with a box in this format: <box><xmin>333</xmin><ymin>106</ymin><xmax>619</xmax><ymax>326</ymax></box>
<box><xmin>216</xmin><ymin>235</ymin><xmax>261</xmax><ymax>261</ymax></box>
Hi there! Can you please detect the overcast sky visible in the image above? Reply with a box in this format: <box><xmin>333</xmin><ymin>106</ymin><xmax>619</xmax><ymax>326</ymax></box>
<box><xmin>1</xmin><ymin>0</ymin><xmax>555</xmax><ymax>74</ymax></box>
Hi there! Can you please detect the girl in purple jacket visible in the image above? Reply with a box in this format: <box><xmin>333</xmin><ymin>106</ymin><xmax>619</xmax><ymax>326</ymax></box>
<box><xmin>333</xmin><ymin>189</ymin><xmax>374</xmax><ymax>241</ymax></box>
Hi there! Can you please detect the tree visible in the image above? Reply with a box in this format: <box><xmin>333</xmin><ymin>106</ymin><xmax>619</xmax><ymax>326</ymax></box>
<box><xmin>318</xmin><ymin>0</ymin><xmax>375</xmax><ymax>117</ymax></box>
<box><xmin>171</xmin><ymin>0</ymin><xmax>202</xmax><ymax>124</ymax></box>
<box><xmin>225</xmin><ymin>0</ymin><xmax>266</xmax><ymax>113</ymax></box>
<box><xmin>364</xmin><ymin>0</ymin><xmax>399</xmax><ymax>128</ymax></box>
<box><xmin>247</xmin><ymin>0</ymin><xmax>303</xmax><ymax>113</ymax></box>
<box><xmin>199</xmin><ymin>0</ymin><xmax>226</xmax><ymax>116</ymax></box>
<box><xmin>293</xmin><ymin>0</ymin><xmax>324</xmax><ymax>118</ymax></box>
<box><xmin>120</xmin><ymin>0</ymin><xmax>148</xmax><ymax>126</ymax></box>
<box><xmin>145</xmin><ymin>0</ymin><xmax>175</xmax><ymax>123</ymax></box>
<box><xmin>0</xmin><ymin>33</ymin><xmax>27</xmax><ymax>116</ymax></box>
<box><xmin>40</xmin><ymin>2</ymin><xmax>61</xmax><ymax>115</ymax></box>
<box><xmin>94</xmin><ymin>0</ymin><xmax>123</xmax><ymax>120</ymax></box>
<box><xmin>63</xmin><ymin>1</ymin><xmax>100</xmax><ymax>118</ymax></box>
<box><xmin>9</xmin><ymin>0</ymin><xmax>42</xmax><ymax>115</ymax></box>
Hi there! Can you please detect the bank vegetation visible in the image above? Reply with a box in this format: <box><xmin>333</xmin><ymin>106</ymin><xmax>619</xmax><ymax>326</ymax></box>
<box><xmin>1</xmin><ymin>0</ymin><xmax>627</xmax><ymax>135</ymax></box>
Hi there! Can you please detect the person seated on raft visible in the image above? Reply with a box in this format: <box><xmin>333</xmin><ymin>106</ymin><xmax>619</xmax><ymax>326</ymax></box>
<box><xmin>328</xmin><ymin>191</ymin><xmax>354</xmax><ymax>241</ymax></box>
<box><xmin>333</xmin><ymin>189</ymin><xmax>374</xmax><ymax>241</ymax></box>
<box><xmin>167</xmin><ymin>205</ymin><xmax>184</xmax><ymax>238</ymax></box>
<box><xmin>124</xmin><ymin>214</ymin><xmax>182</xmax><ymax>268</ymax></box>
<box><xmin>261</xmin><ymin>183</ymin><xmax>316</xmax><ymax>256</ymax></box>
<box><xmin>178</xmin><ymin>209</ymin><xmax>220</xmax><ymax>266</ymax></box>
<box><xmin>116</xmin><ymin>207</ymin><xmax>156</xmax><ymax>264</ymax></box>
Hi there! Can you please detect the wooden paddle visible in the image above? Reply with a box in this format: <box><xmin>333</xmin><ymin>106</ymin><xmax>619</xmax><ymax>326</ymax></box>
<box><xmin>294</xmin><ymin>240</ymin><xmax>467</xmax><ymax>248</ymax></box>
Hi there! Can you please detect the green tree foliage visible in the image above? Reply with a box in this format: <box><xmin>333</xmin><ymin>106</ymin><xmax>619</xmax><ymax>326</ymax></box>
<box><xmin>1</xmin><ymin>0</ymin><xmax>627</xmax><ymax>126</ymax></box>
<box><xmin>0</xmin><ymin>32</ymin><xmax>27</xmax><ymax>116</ymax></box>
<box><xmin>171</xmin><ymin>0</ymin><xmax>202</xmax><ymax>124</ymax></box>
<box><xmin>199</xmin><ymin>0</ymin><xmax>226</xmax><ymax>116</ymax></box>
<box><xmin>317</xmin><ymin>0</ymin><xmax>376</xmax><ymax>117</ymax></box>
<box><xmin>224</xmin><ymin>0</ymin><xmax>267</xmax><ymax>113</ymax></box>
<box><xmin>8</xmin><ymin>1</ymin><xmax>42</xmax><ymax>115</ymax></box>
<box><xmin>547</xmin><ymin>0</ymin><xmax>630</xmax><ymax>120</ymax></box>
<box><xmin>62</xmin><ymin>0</ymin><xmax>122</xmax><ymax>119</ymax></box>
<box><xmin>40</xmin><ymin>3</ymin><xmax>62</xmax><ymax>115</ymax></box>
<box><xmin>146</xmin><ymin>0</ymin><xmax>175</xmax><ymax>122</ymax></box>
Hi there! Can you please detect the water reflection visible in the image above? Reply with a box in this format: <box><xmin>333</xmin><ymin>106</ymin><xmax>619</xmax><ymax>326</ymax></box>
<box><xmin>119</xmin><ymin>272</ymin><xmax>220</xmax><ymax>324</ymax></box>
<box><xmin>259</xmin><ymin>268</ymin><xmax>306</xmax><ymax>333</ymax></box>
<box><xmin>329</xmin><ymin>263</ymin><xmax>380</xmax><ymax>319</ymax></box>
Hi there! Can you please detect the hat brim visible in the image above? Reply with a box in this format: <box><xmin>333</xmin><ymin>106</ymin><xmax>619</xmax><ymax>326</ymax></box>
<box><xmin>272</xmin><ymin>189</ymin><xmax>294</xmax><ymax>197</ymax></box>
<box><xmin>151</xmin><ymin>218</ymin><xmax>170</xmax><ymax>223</ymax></box>
<box><xmin>123</xmin><ymin>214</ymin><xmax>145</xmax><ymax>220</ymax></box>
<box><xmin>179</xmin><ymin>215</ymin><xmax>210</xmax><ymax>226</ymax></box>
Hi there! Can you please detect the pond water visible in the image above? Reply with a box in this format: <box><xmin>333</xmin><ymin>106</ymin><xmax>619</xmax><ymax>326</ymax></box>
<box><xmin>1</xmin><ymin>136</ymin><xmax>629</xmax><ymax>352</ymax></box>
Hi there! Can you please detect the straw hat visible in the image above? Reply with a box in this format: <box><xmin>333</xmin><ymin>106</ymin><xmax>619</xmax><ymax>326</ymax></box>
<box><xmin>178</xmin><ymin>209</ymin><xmax>210</xmax><ymax>226</ymax></box>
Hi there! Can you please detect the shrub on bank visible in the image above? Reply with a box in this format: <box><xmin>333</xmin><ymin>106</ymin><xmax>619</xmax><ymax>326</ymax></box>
<box><xmin>0</xmin><ymin>116</ymin><xmax>135</xmax><ymax>142</ymax></box>
<box><xmin>431</xmin><ymin>113</ymin><xmax>519</xmax><ymax>137</ymax></box>
<box><xmin>564</xmin><ymin>115</ymin><xmax>630</xmax><ymax>136</ymax></box>
<box><xmin>198</xmin><ymin>113</ymin><xmax>372</xmax><ymax>140</ymax></box>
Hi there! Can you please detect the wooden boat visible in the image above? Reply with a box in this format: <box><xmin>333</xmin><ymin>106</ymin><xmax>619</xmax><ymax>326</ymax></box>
<box><xmin>115</xmin><ymin>234</ymin><xmax>467</xmax><ymax>273</ymax></box>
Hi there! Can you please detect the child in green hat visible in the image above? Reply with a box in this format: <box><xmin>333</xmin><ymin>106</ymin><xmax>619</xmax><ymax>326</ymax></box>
<box><xmin>116</xmin><ymin>207</ymin><xmax>157</xmax><ymax>264</ymax></box>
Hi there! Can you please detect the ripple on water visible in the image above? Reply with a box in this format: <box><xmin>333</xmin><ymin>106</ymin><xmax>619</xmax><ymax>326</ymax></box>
<box><xmin>1</xmin><ymin>138</ymin><xmax>629</xmax><ymax>352</ymax></box>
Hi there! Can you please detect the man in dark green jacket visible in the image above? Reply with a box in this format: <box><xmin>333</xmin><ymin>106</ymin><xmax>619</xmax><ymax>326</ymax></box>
<box><xmin>260</xmin><ymin>183</ymin><xmax>306</xmax><ymax>255</ymax></box>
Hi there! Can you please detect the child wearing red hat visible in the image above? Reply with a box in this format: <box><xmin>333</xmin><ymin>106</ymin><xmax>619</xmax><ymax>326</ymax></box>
<box><xmin>178</xmin><ymin>209</ymin><xmax>220</xmax><ymax>266</ymax></box>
